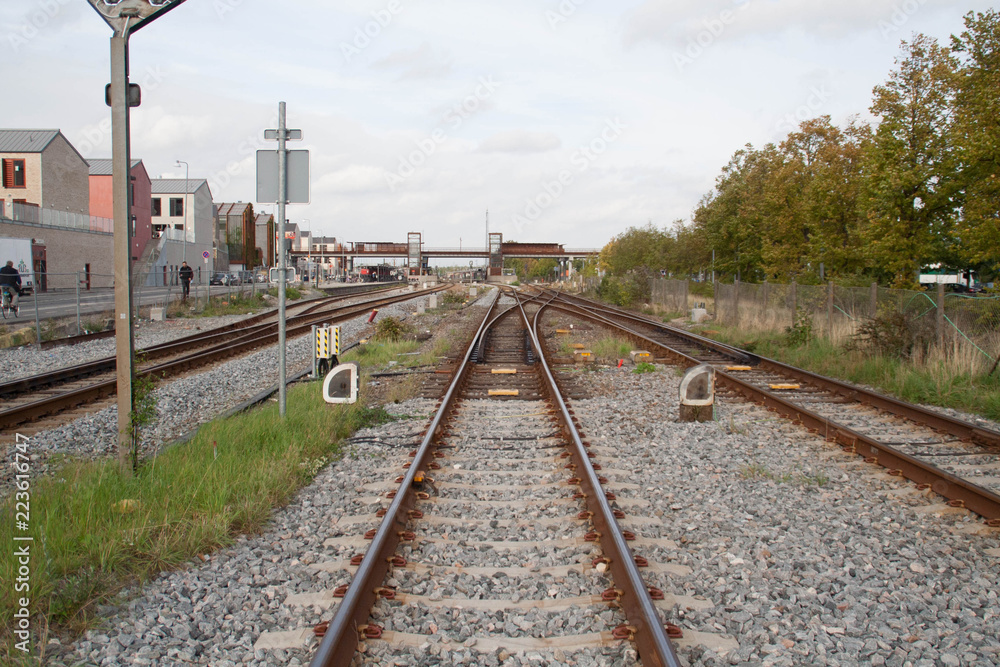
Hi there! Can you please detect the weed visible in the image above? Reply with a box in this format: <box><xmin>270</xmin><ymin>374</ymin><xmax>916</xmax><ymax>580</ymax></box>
<box><xmin>633</xmin><ymin>362</ymin><xmax>657</xmax><ymax>374</ymax></box>
<box><xmin>739</xmin><ymin>462</ymin><xmax>829</xmax><ymax>487</ymax></box>
<box><xmin>372</xmin><ymin>316</ymin><xmax>412</xmax><ymax>342</ymax></box>
<box><xmin>442</xmin><ymin>291</ymin><xmax>465</xmax><ymax>306</ymax></box>
<box><xmin>266</xmin><ymin>286</ymin><xmax>302</xmax><ymax>301</ymax></box>
<box><xmin>850</xmin><ymin>310</ymin><xmax>934</xmax><ymax>360</ymax></box>
<box><xmin>784</xmin><ymin>312</ymin><xmax>814</xmax><ymax>347</ymax></box>
<box><xmin>592</xmin><ymin>337</ymin><xmax>632</xmax><ymax>359</ymax></box>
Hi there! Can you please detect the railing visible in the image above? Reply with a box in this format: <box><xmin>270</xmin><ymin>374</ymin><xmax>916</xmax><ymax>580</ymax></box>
<box><xmin>2</xmin><ymin>203</ymin><xmax>113</xmax><ymax>234</ymax></box>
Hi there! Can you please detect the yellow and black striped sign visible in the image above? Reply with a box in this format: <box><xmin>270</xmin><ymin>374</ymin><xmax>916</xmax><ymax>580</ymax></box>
<box><xmin>316</xmin><ymin>326</ymin><xmax>340</xmax><ymax>360</ymax></box>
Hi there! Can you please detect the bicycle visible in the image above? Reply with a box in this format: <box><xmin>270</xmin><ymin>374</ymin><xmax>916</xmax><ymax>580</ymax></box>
<box><xmin>1</xmin><ymin>287</ymin><xmax>20</xmax><ymax>319</ymax></box>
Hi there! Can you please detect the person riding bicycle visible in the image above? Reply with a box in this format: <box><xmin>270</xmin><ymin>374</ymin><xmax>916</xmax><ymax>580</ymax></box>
<box><xmin>0</xmin><ymin>260</ymin><xmax>22</xmax><ymax>313</ymax></box>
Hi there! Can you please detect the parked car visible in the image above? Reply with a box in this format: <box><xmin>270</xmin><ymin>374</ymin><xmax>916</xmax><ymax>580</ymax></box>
<box><xmin>209</xmin><ymin>272</ymin><xmax>230</xmax><ymax>286</ymax></box>
<box><xmin>228</xmin><ymin>273</ymin><xmax>242</xmax><ymax>286</ymax></box>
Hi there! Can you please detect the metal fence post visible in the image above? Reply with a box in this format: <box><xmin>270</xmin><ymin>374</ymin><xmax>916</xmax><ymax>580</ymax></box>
<box><xmin>827</xmin><ymin>281</ymin><xmax>835</xmax><ymax>338</ymax></box>
<box><xmin>32</xmin><ymin>280</ymin><xmax>42</xmax><ymax>349</ymax></box>
<box><xmin>682</xmin><ymin>278</ymin><xmax>689</xmax><ymax>315</ymax></box>
<box><xmin>762</xmin><ymin>280</ymin><xmax>769</xmax><ymax>320</ymax></box>
<box><xmin>936</xmin><ymin>283</ymin><xmax>945</xmax><ymax>347</ymax></box>
<box><xmin>870</xmin><ymin>282</ymin><xmax>878</xmax><ymax>319</ymax></box>
<box><xmin>76</xmin><ymin>271</ymin><xmax>82</xmax><ymax>336</ymax></box>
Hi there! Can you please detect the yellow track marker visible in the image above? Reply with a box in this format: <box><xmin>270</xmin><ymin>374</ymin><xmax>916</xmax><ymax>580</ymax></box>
<box><xmin>570</xmin><ymin>343</ymin><xmax>586</xmax><ymax>349</ymax></box>
<box><xmin>489</xmin><ymin>390</ymin><xmax>520</xmax><ymax>397</ymax></box>
<box><xmin>769</xmin><ymin>384</ymin><xmax>800</xmax><ymax>390</ymax></box>
<box><xmin>726</xmin><ymin>366</ymin><xmax>752</xmax><ymax>371</ymax></box>
<box><xmin>491</xmin><ymin>368</ymin><xmax>518</xmax><ymax>375</ymax></box>
<box><xmin>556</xmin><ymin>329</ymin><xmax>571</xmax><ymax>334</ymax></box>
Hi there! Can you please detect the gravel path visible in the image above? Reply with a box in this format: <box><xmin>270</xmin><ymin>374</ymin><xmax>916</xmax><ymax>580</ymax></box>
<box><xmin>8</xmin><ymin>295</ymin><xmax>434</xmax><ymax>487</ymax></box>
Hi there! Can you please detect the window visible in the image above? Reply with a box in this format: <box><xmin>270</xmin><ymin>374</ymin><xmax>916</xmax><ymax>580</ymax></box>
<box><xmin>2</xmin><ymin>159</ymin><xmax>26</xmax><ymax>188</ymax></box>
<box><xmin>169</xmin><ymin>197</ymin><xmax>183</xmax><ymax>217</ymax></box>
<box><xmin>151</xmin><ymin>197</ymin><xmax>161</xmax><ymax>216</ymax></box>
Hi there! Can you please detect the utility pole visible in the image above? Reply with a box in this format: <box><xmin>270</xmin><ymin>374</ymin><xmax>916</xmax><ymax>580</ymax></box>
<box><xmin>277</xmin><ymin>102</ymin><xmax>288</xmax><ymax>417</ymax></box>
<box><xmin>87</xmin><ymin>0</ymin><xmax>188</xmax><ymax>474</ymax></box>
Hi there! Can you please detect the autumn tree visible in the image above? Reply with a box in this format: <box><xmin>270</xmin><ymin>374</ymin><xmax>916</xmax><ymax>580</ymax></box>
<box><xmin>861</xmin><ymin>34</ymin><xmax>960</xmax><ymax>287</ymax></box>
<box><xmin>951</xmin><ymin>10</ymin><xmax>1000</xmax><ymax>278</ymax></box>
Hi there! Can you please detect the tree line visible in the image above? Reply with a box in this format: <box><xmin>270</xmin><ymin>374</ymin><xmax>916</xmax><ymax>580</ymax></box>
<box><xmin>601</xmin><ymin>10</ymin><xmax>999</xmax><ymax>289</ymax></box>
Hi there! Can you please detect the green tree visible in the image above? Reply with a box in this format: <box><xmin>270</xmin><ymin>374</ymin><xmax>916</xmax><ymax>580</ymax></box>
<box><xmin>861</xmin><ymin>34</ymin><xmax>960</xmax><ymax>287</ymax></box>
<box><xmin>951</xmin><ymin>10</ymin><xmax>1000</xmax><ymax>278</ymax></box>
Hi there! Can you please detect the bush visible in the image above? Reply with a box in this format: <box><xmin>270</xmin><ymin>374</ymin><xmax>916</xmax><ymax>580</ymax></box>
<box><xmin>597</xmin><ymin>275</ymin><xmax>649</xmax><ymax>308</ymax></box>
<box><xmin>633</xmin><ymin>362</ymin><xmax>657</xmax><ymax>374</ymax></box>
<box><xmin>372</xmin><ymin>316</ymin><xmax>412</xmax><ymax>342</ymax></box>
<box><xmin>784</xmin><ymin>312</ymin><xmax>814</xmax><ymax>346</ymax></box>
<box><xmin>850</xmin><ymin>310</ymin><xmax>934</xmax><ymax>359</ymax></box>
<box><xmin>442</xmin><ymin>291</ymin><xmax>465</xmax><ymax>305</ymax></box>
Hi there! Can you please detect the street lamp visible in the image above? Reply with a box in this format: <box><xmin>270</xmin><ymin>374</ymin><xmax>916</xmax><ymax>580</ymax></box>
<box><xmin>86</xmin><ymin>0</ymin><xmax>188</xmax><ymax>474</ymax></box>
<box><xmin>175</xmin><ymin>159</ymin><xmax>188</xmax><ymax>263</ymax></box>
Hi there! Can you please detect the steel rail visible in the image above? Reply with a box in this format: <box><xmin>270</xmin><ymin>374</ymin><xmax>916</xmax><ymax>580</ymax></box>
<box><xmin>537</xmin><ymin>296</ymin><xmax>1000</xmax><ymax>524</ymax></box>
<box><xmin>545</xmin><ymin>290</ymin><xmax>1000</xmax><ymax>449</ymax></box>
<box><xmin>521</xmin><ymin>292</ymin><xmax>683</xmax><ymax>667</ymax></box>
<box><xmin>309</xmin><ymin>290</ymin><xmax>503</xmax><ymax>667</ymax></box>
<box><xmin>0</xmin><ymin>286</ymin><xmax>449</xmax><ymax>431</ymax></box>
<box><xmin>35</xmin><ymin>283</ymin><xmax>398</xmax><ymax>350</ymax></box>
<box><xmin>0</xmin><ymin>287</ymin><xmax>422</xmax><ymax>398</ymax></box>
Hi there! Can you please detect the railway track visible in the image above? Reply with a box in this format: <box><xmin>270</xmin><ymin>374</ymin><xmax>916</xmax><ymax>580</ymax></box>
<box><xmin>0</xmin><ymin>285</ymin><xmax>446</xmax><ymax>434</ymax></box>
<box><xmin>306</xmin><ymin>289</ymin><xmax>689</xmax><ymax>666</ymax></box>
<box><xmin>535</xmin><ymin>289</ymin><xmax>1000</xmax><ymax>526</ymax></box>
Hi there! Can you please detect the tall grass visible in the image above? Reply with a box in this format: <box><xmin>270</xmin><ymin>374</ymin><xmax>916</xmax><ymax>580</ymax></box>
<box><xmin>704</xmin><ymin>325</ymin><xmax>1000</xmax><ymax>422</ymax></box>
<box><xmin>0</xmin><ymin>383</ymin><xmax>384</xmax><ymax>657</ymax></box>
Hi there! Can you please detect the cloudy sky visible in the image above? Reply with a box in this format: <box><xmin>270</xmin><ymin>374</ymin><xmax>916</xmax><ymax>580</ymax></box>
<box><xmin>2</xmin><ymin>0</ymin><xmax>992</xmax><ymax>253</ymax></box>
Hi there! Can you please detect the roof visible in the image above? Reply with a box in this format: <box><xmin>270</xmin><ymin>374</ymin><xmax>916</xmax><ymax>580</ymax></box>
<box><xmin>0</xmin><ymin>129</ymin><xmax>61</xmax><ymax>153</ymax></box>
<box><xmin>216</xmin><ymin>202</ymin><xmax>252</xmax><ymax>216</ymax></box>
<box><xmin>150</xmin><ymin>178</ymin><xmax>209</xmax><ymax>194</ymax></box>
<box><xmin>87</xmin><ymin>158</ymin><xmax>142</xmax><ymax>175</ymax></box>
<box><xmin>255</xmin><ymin>213</ymin><xmax>274</xmax><ymax>225</ymax></box>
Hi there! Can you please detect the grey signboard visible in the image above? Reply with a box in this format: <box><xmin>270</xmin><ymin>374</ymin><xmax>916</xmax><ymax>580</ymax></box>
<box><xmin>256</xmin><ymin>149</ymin><xmax>310</xmax><ymax>204</ymax></box>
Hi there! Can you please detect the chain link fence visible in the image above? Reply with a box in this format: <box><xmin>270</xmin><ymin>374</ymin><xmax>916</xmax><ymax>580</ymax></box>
<box><xmin>646</xmin><ymin>278</ymin><xmax>1000</xmax><ymax>374</ymax></box>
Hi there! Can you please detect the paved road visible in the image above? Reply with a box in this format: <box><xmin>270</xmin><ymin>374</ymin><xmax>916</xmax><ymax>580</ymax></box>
<box><xmin>2</xmin><ymin>283</ymin><xmax>254</xmax><ymax>326</ymax></box>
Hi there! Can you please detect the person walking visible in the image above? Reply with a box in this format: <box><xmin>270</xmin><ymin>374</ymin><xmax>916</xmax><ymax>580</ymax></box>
<box><xmin>0</xmin><ymin>260</ymin><xmax>22</xmax><ymax>313</ymax></box>
<box><xmin>179</xmin><ymin>261</ymin><xmax>193</xmax><ymax>301</ymax></box>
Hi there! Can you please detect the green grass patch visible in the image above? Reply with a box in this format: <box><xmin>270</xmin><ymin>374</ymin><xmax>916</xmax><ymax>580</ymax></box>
<box><xmin>633</xmin><ymin>362</ymin><xmax>657</xmax><ymax>374</ymax></box>
<box><xmin>266</xmin><ymin>286</ymin><xmax>302</xmax><ymax>301</ymax></box>
<box><xmin>0</xmin><ymin>382</ymin><xmax>382</xmax><ymax>656</ymax></box>
<box><xmin>168</xmin><ymin>292</ymin><xmax>267</xmax><ymax>319</ymax></box>
<box><xmin>592</xmin><ymin>336</ymin><xmax>632</xmax><ymax>360</ymax></box>
<box><xmin>703</xmin><ymin>324</ymin><xmax>1000</xmax><ymax>422</ymax></box>
<box><xmin>344</xmin><ymin>339</ymin><xmax>422</xmax><ymax>368</ymax></box>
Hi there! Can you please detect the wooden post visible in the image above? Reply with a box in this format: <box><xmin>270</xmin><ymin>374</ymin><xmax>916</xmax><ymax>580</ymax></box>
<box><xmin>827</xmin><ymin>281</ymin><xmax>834</xmax><ymax>338</ymax></box>
<box><xmin>870</xmin><ymin>282</ymin><xmax>878</xmax><ymax>319</ymax></box>
<box><xmin>713</xmin><ymin>277</ymin><xmax>719</xmax><ymax>320</ymax></box>
<box><xmin>936</xmin><ymin>283</ymin><xmax>945</xmax><ymax>346</ymax></box>
<box><xmin>791</xmin><ymin>280</ymin><xmax>797</xmax><ymax>327</ymax></box>
<box><xmin>734</xmin><ymin>279</ymin><xmax>741</xmax><ymax>326</ymax></box>
<box><xmin>762</xmin><ymin>280</ymin><xmax>769</xmax><ymax>323</ymax></box>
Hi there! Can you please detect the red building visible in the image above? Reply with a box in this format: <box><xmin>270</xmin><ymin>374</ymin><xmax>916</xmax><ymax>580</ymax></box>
<box><xmin>87</xmin><ymin>158</ymin><xmax>152</xmax><ymax>264</ymax></box>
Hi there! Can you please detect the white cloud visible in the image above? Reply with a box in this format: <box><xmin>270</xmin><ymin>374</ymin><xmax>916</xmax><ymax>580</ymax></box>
<box><xmin>478</xmin><ymin>130</ymin><xmax>561</xmax><ymax>154</ymax></box>
<box><xmin>372</xmin><ymin>42</ymin><xmax>453</xmax><ymax>80</ymax></box>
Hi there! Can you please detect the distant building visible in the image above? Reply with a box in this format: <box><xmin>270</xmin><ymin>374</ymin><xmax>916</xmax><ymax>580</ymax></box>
<box><xmin>147</xmin><ymin>178</ymin><xmax>216</xmax><ymax>285</ymax></box>
<box><xmin>1</xmin><ymin>130</ymin><xmax>111</xmax><ymax>290</ymax></box>
<box><xmin>87</xmin><ymin>158</ymin><xmax>152</xmax><ymax>265</ymax></box>
<box><xmin>216</xmin><ymin>202</ymin><xmax>258</xmax><ymax>272</ymax></box>
<box><xmin>0</xmin><ymin>128</ymin><xmax>90</xmax><ymax>222</ymax></box>
<box><xmin>254</xmin><ymin>212</ymin><xmax>275</xmax><ymax>267</ymax></box>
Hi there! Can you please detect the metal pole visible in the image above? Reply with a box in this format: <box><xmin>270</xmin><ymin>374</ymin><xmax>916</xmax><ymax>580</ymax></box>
<box><xmin>76</xmin><ymin>271</ymin><xmax>81</xmax><ymax>336</ymax></box>
<box><xmin>277</xmin><ymin>101</ymin><xmax>288</xmax><ymax>417</ymax></box>
<box><xmin>32</xmin><ymin>277</ymin><xmax>42</xmax><ymax>349</ymax></box>
<box><xmin>176</xmin><ymin>160</ymin><xmax>189</xmax><ymax>264</ymax></box>
<box><xmin>111</xmin><ymin>28</ymin><xmax>136</xmax><ymax>473</ymax></box>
